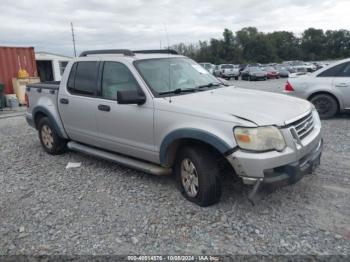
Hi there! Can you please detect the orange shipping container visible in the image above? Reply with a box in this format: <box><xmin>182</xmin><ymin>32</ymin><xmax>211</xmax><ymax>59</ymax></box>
<box><xmin>0</xmin><ymin>46</ymin><xmax>38</xmax><ymax>94</ymax></box>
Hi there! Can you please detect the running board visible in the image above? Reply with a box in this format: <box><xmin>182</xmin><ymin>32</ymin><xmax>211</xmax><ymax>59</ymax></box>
<box><xmin>67</xmin><ymin>141</ymin><xmax>172</xmax><ymax>176</ymax></box>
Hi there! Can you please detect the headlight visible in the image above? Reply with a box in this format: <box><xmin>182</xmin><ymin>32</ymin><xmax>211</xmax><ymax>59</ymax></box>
<box><xmin>234</xmin><ymin>126</ymin><xmax>286</xmax><ymax>152</ymax></box>
<box><xmin>312</xmin><ymin>109</ymin><xmax>321</xmax><ymax>128</ymax></box>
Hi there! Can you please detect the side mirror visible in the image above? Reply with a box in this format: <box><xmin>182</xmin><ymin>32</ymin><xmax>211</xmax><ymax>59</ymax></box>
<box><xmin>117</xmin><ymin>90</ymin><xmax>146</xmax><ymax>105</ymax></box>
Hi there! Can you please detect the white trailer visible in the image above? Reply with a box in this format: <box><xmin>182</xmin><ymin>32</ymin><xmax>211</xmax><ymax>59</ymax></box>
<box><xmin>35</xmin><ymin>52</ymin><xmax>72</xmax><ymax>82</ymax></box>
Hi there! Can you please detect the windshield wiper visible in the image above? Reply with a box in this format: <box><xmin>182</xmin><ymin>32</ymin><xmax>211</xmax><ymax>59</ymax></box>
<box><xmin>158</xmin><ymin>88</ymin><xmax>198</xmax><ymax>95</ymax></box>
<box><xmin>197</xmin><ymin>82</ymin><xmax>222</xmax><ymax>89</ymax></box>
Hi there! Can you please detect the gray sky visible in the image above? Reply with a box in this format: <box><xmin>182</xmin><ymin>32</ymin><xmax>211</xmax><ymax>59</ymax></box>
<box><xmin>1</xmin><ymin>0</ymin><xmax>349</xmax><ymax>57</ymax></box>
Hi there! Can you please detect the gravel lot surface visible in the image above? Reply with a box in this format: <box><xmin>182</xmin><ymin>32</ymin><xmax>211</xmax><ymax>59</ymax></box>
<box><xmin>0</xmin><ymin>82</ymin><xmax>349</xmax><ymax>255</ymax></box>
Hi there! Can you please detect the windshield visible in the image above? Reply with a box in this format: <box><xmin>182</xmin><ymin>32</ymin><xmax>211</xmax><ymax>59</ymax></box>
<box><xmin>134</xmin><ymin>58</ymin><xmax>221</xmax><ymax>96</ymax></box>
<box><xmin>276</xmin><ymin>66</ymin><xmax>286</xmax><ymax>70</ymax></box>
<box><xmin>221</xmin><ymin>64</ymin><xmax>234</xmax><ymax>69</ymax></box>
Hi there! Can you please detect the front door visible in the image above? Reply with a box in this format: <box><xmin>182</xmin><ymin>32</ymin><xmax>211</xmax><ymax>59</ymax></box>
<box><xmin>333</xmin><ymin>61</ymin><xmax>350</xmax><ymax>108</ymax></box>
<box><xmin>95</xmin><ymin>61</ymin><xmax>156</xmax><ymax>162</ymax></box>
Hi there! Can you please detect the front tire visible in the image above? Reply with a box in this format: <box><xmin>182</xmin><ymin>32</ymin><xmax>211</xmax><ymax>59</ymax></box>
<box><xmin>38</xmin><ymin>117</ymin><xmax>67</xmax><ymax>155</ymax></box>
<box><xmin>310</xmin><ymin>94</ymin><xmax>338</xmax><ymax>119</ymax></box>
<box><xmin>175</xmin><ymin>145</ymin><xmax>222</xmax><ymax>207</ymax></box>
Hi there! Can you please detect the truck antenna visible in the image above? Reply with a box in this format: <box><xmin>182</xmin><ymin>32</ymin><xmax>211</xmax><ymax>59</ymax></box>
<box><xmin>71</xmin><ymin>22</ymin><xmax>77</xmax><ymax>57</ymax></box>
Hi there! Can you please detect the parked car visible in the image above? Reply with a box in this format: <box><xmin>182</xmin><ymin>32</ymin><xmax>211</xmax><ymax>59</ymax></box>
<box><xmin>247</xmin><ymin>63</ymin><xmax>262</xmax><ymax>67</ymax></box>
<box><xmin>285</xmin><ymin>58</ymin><xmax>350</xmax><ymax>119</ymax></box>
<box><xmin>289</xmin><ymin>67</ymin><xmax>309</xmax><ymax>78</ymax></box>
<box><xmin>239</xmin><ymin>64</ymin><xmax>247</xmax><ymax>73</ymax></box>
<box><xmin>213</xmin><ymin>64</ymin><xmax>239</xmax><ymax>80</ymax></box>
<box><xmin>199</xmin><ymin>63</ymin><xmax>215</xmax><ymax>74</ymax></box>
<box><xmin>275</xmin><ymin>65</ymin><xmax>290</xmax><ymax>78</ymax></box>
<box><xmin>214</xmin><ymin>65</ymin><xmax>220</xmax><ymax>76</ymax></box>
<box><xmin>262</xmin><ymin>66</ymin><xmax>279</xmax><ymax>79</ymax></box>
<box><xmin>304</xmin><ymin>62</ymin><xmax>317</xmax><ymax>72</ymax></box>
<box><xmin>26</xmin><ymin>49</ymin><xmax>322</xmax><ymax>206</ymax></box>
<box><xmin>241</xmin><ymin>67</ymin><xmax>267</xmax><ymax>81</ymax></box>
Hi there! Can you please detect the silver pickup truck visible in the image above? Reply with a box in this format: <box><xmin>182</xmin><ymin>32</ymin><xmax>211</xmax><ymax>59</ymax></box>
<box><xmin>26</xmin><ymin>49</ymin><xmax>323</xmax><ymax>206</ymax></box>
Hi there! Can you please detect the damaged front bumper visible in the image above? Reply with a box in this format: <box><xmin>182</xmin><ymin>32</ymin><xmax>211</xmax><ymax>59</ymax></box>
<box><xmin>226</xmin><ymin>126</ymin><xmax>323</xmax><ymax>202</ymax></box>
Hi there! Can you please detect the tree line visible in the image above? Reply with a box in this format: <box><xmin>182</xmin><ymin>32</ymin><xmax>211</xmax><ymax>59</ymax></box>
<box><xmin>172</xmin><ymin>27</ymin><xmax>350</xmax><ymax>64</ymax></box>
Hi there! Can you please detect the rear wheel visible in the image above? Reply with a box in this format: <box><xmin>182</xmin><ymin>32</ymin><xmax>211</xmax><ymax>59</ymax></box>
<box><xmin>38</xmin><ymin>117</ymin><xmax>67</xmax><ymax>154</ymax></box>
<box><xmin>235</xmin><ymin>76</ymin><xmax>239</xmax><ymax>80</ymax></box>
<box><xmin>310</xmin><ymin>94</ymin><xmax>338</xmax><ymax>119</ymax></box>
<box><xmin>175</xmin><ymin>145</ymin><xmax>222</xmax><ymax>206</ymax></box>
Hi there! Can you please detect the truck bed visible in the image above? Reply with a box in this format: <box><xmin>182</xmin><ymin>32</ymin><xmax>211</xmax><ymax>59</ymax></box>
<box><xmin>25</xmin><ymin>81</ymin><xmax>63</xmax><ymax>133</ymax></box>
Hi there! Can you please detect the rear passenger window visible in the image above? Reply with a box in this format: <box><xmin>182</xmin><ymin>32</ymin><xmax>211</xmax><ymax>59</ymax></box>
<box><xmin>68</xmin><ymin>62</ymin><xmax>99</xmax><ymax>95</ymax></box>
<box><xmin>101</xmin><ymin>62</ymin><xmax>140</xmax><ymax>99</ymax></box>
<box><xmin>337</xmin><ymin>62</ymin><xmax>350</xmax><ymax>77</ymax></box>
<box><xmin>317</xmin><ymin>62</ymin><xmax>350</xmax><ymax>77</ymax></box>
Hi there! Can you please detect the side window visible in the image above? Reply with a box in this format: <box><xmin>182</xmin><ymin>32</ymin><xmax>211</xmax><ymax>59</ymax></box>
<box><xmin>68</xmin><ymin>61</ymin><xmax>99</xmax><ymax>95</ymax></box>
<box><xmin>318</xmin><ymin>63</ymin><xmax>347</xmax><ymax>77</ymax></box>
<box><xmin>101</xmin><ymin>62</ymin><xmax>140</xmax><ymax>99</ymax></box>
<box><xmin>337</xmin><ymin>62</ymin><xmax>350</xmax><ymax>77</ymax></box>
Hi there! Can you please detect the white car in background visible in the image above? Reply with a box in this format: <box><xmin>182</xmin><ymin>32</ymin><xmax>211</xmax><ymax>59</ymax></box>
<box><xmin>285</xmin><ymin>58</ymin><xmax>350</xmax><ymax>118</ymax></box>
<box><xmin>214</xmin><ymin>64</ymin><xmax>240</xmax><ymax>80</ymax></box>
<box><xmin>199</xmin><ymin>63</ymin><xmax>215</xmax><ymax>74</ymax></box>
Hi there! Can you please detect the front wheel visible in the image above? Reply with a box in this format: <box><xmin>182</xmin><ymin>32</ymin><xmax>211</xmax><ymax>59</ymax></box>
<box><xmin>38</xmin><ymin>117</ymin><xmax>67</xmax><ymax>154</ymax></box>
<box><xmin>235</xmin><ymin>76</ymin><xmax>239</xmax><ymax>80</ymax></box>
<box><xmin>310</xmin><ymin>94</ymin><xmax>338</xmax><ymax>119</ymax></box>
<box><xmin>175</xmin><ymin>145</ymin><xmax>222</xmax><ymax>206</ymax></box>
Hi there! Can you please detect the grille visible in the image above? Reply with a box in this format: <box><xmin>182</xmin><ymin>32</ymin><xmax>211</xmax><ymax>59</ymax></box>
<box><xmin>289</xmin><ymin>112</ymin><xmax>315</xmax><ymax>140</ymax></box>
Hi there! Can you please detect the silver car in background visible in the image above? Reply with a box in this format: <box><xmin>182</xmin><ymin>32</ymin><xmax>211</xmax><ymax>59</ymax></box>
<box><xmin>285</xmin><ymin>58</ymin><xmax>350</xmax><ymax>118</ymax></box>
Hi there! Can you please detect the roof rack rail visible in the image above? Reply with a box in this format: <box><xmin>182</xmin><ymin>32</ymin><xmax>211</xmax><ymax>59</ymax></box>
<box><xmin>133</xmin><ymin>49</ymin><xmax>179</xmax><ymax>55</ymax></box>
<box><xmin>79</xmin><ymin>49</ymin><xmax>135</xmax><ymax>57</ymax></box>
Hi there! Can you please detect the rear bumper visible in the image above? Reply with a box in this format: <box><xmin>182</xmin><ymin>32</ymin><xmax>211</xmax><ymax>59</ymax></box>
<box><xmin>221</xmin><ymin>71</ymin><xmax>239</xmax><ymax>77</ymax></box>
<box><xmin>251</xmin><ymin>75</ymin><xmax>266</xmax><ymax>80</ymax></box>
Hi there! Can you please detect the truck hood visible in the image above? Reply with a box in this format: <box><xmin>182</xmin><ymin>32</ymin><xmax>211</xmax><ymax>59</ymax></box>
<box><xmin>168</xmin><ymin>86</ymin><xmax>312</xmax><ymax>126</ymax></box>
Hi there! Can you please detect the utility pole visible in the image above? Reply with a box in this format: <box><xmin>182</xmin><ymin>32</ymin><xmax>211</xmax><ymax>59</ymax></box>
<box><xmin>71</xmin><ymin>22</ymin><xmax>77</xmax><ymax>57</ymax></box>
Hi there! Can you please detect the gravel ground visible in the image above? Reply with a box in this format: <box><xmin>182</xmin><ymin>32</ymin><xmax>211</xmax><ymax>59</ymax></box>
<box><xmin>0</xmin><ymin>89</ymin><xmax>350</xmax><ymax>255</ymax></box>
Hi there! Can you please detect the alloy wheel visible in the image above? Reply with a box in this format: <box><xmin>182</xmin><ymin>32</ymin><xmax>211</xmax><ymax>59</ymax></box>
<box><xmin>41</xmin><ymin>125</ymin><xmax>54</xmax><ymax>149</ymax></box>
<box><xmin>181</xmin><ymin>158</ymin><xmax>199</xmax><ymax>197</ymax></box>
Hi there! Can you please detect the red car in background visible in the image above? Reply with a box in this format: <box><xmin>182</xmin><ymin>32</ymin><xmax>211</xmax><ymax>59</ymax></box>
<box><xmin>262</xmin><ymin>66</ymin><xmax>280</xmax><ymax>79</ymax></box>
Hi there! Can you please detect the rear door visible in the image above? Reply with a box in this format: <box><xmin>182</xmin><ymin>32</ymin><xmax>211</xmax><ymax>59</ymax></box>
<box><xmin>95</xmin><ymin>61</ymin><xmax>156</xmax><ymax>162</ymax></box>
<box><xmin>58</xmin><ymin>61</ymin><xmax>100</xmax><ymax>146</ymax></box>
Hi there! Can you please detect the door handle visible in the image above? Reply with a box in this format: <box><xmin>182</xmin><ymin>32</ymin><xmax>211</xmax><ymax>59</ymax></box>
<box><xmin>60</xmin><ymin>98</ymin><xmax>69</xmax><ymax>104</ymax></box>
<box><xmin>335</xmin><ymin>83</ymin><xmax>349</xmax><ymax>87</ymax></box>
<box><xmin>98</xmin><ymin>104</ymin><xmax>111</xmax><ymax>112</ymax></box>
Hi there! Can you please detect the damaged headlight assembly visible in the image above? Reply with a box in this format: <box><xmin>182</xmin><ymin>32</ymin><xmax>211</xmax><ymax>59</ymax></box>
<box><xmin>234</xmin><ymin>126</ymin><xmax>286</xmax><ymax>152</ymax></box>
